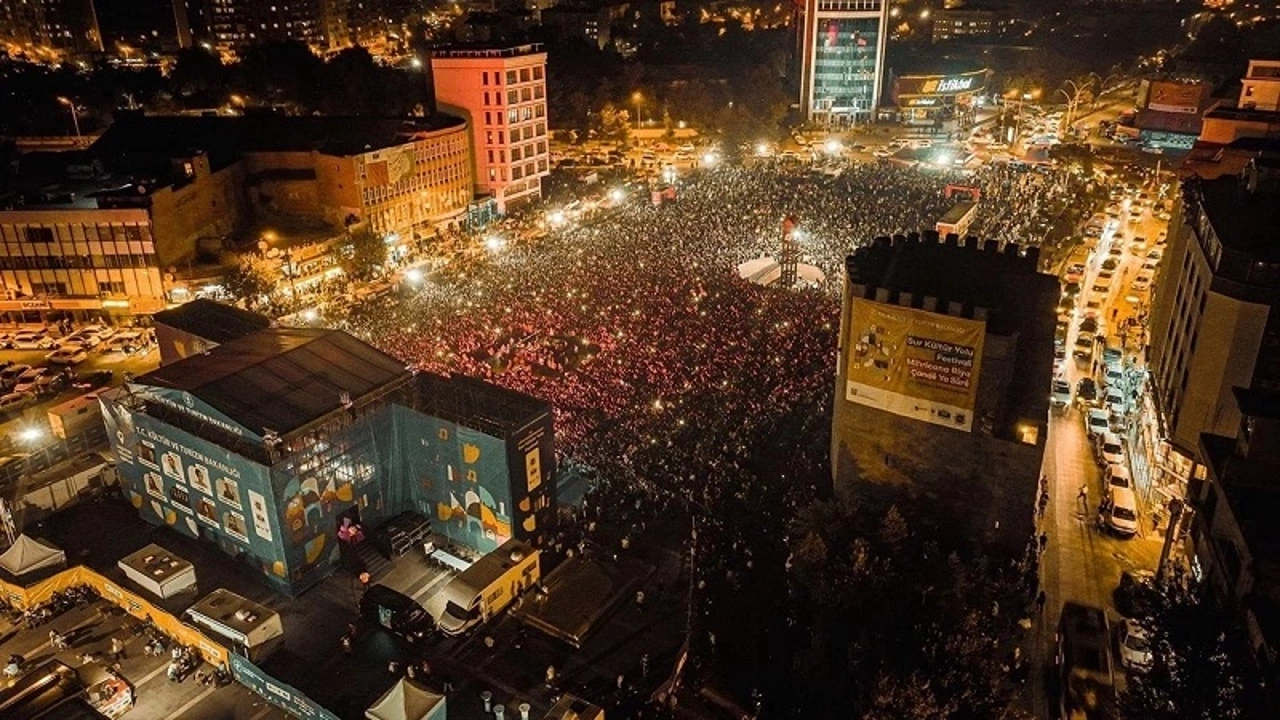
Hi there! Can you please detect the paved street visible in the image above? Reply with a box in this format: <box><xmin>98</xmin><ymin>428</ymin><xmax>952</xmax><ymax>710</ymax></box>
<box><xmin>1027</xmin><ymin>177</ymin><xmax>1172</xmax><ymax>715</ymax></box>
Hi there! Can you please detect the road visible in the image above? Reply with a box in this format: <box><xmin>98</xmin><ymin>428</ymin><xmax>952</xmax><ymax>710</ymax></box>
<box><xmin>1028</xmin><ymin>177</ymin><xmax>1172</xmax><ymax>716</ymax></box>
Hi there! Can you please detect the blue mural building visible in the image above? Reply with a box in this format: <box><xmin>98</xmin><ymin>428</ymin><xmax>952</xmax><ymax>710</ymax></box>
<box><xmin>100</xmin><ymin>328</ymin><xmax>556</xmax><ymax>595</ymax></box>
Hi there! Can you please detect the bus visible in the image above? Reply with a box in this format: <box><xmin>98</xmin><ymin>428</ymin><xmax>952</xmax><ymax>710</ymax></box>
<box><xmin>1055</xmin><ymin>602</ymin><xmax>1117</xmax><ymax>719</ymax></box>
<box><xmin>936</xmin><ymin>201</ymin><xmax>977</xmax><ymax>239</ymax></box>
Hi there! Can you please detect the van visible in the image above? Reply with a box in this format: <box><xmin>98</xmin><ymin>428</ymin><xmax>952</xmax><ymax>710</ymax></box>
<box><xmin>1107</xmin><ymin>487</ymin><xmax>1139</xmax><ymax>536</ymax></box>
<box><xmin>360</xmin><ymin>584</ymin><xmax>434</xmax><ymax>643</ymax></box>
<box><xmin>429</xmin><ymin>540</ymin><xmax>539</xmax><ymax>636</ymax></box>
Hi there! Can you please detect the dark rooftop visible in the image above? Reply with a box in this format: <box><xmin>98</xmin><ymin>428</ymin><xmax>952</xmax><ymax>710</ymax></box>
<box><xmin>845</xmin><ymin>232</ymin><xmax>1054</xmax><ymax>336</ymax></box>
<box><xmin>91</xmin><ymin>111</ymin><xmax>466</xmax><ymax>171</ymax></box>
<box><xmin>413</xmin><ymin>372</ymin><xmax>552</xmax><ymax>437</ymax></box>
<box><xmin>1196</xmin><ymin>173</ymin><xmax>1280</xmax><ymax>260</ymax></box>
<box><xmin>1233</xmin><ymin>387</ymin><xmax>1280</xmax><ymax>420</ymax></box>
<box><xmin>152</xmin><ymin>299</ymin><xmax>271</xmax><ymax>345</ymax></box>
<box><xmin>139</xmin><ymin>328</ymin><xmax>412</xmax><ymax>438</ymax></box>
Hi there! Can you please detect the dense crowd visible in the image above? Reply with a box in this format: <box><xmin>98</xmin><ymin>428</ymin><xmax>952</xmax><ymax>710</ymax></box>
<box><xmin>336</xmin><ymin>161</ymin><xmax>1080</xmax><ymax>709</ymax></box>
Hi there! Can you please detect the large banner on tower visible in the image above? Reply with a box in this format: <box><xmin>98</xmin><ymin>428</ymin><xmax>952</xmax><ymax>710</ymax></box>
<box><xmin>845</xmin><ymin>298</ymin><xmax>985</xmax><ymax>432</ymax></box>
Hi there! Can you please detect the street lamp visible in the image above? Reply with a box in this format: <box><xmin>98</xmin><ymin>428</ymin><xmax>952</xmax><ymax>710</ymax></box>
<box><xmin>631</xmin><ymin>91</ymin><xmax>643</xmax><ymax>127</ymax></box>
<box><xmin>56</xmin><ymin>96</ymin><xmax>81</xmax><ymax>146</ymax></box>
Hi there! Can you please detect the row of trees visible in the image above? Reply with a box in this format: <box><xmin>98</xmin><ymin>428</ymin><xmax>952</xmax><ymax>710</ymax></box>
<box><xmin>222</xmin><ymin>227</ymin><xmax>387</xmax><ymax>314</ymax></box>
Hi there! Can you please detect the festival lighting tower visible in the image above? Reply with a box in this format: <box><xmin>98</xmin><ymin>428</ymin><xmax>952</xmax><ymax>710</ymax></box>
<box><xmin>780</xmin><ymin>215</ymin><xmax>800</xmax><ymax>288</ymax></box>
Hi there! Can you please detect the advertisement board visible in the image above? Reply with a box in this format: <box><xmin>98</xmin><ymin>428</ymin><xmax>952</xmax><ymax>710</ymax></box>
<box><xmin>100</xmin><ymin>393</ymin><xmax>291</xmax><ymax>593</ymax></box>
<box><xmin>399</xmin><ymin>408</ymin><xmax>515</xmax><ymax>554</ymax></box>
<box><xmin>228</xmin><ymin>654</ymin><xmax>341</xmax><ymax>720</ymax></box>
<box><xmin>845</xmin><ymin>299</ymin><xmax>985</xmax><ymax>431</ymax></box>
<box><xmin>895</xmin><ymin>70</ymin><xmax>987</xmax><ymax>98</ymax></box>
<box><xmin>1145</xmin><ymin>81</ymin><xmax>1202</xmax><ymax>115</ymax></box>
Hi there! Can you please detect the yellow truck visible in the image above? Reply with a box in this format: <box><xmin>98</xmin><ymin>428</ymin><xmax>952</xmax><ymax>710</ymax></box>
<box><xmin>429</xmin><ymin>539</ymin><xmax>539</xmax><ymax>636</ymax></box>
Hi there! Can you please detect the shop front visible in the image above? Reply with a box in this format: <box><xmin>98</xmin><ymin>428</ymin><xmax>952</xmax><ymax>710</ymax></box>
<box><xmin>0</xmin><ymin>296</ymin><xmax>165</xmax><ymax>325</ymax></box>
<box><xmin>890</xmin><ymin>69</ymin><xmax>988</xmax><ymax>134</ymax></box>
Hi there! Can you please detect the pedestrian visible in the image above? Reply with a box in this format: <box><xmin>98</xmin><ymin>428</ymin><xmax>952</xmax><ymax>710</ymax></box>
<box><xmin>1039</xmin><ymin>532</ymin><xmax>1048</xmax><ymax>554</ymax></box>
<box><xmin>1077</xmin><ymin>485</ymin><xmax>1088</xmax><ymax>506</ymax></box>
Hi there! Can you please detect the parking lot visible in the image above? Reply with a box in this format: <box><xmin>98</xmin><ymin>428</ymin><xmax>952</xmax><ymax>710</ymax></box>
<box><xmin>0</xmin><ymin>594</ymin><xmax>291</xmax><ymax>719</ymax></box>
<box><xmin>0</xmin><ymin>324</ymin><xmax>160</xmax><ymax>447</ymax></box>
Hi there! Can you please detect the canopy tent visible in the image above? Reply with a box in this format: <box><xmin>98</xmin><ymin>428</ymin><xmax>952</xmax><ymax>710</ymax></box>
<box><xmin>0</xmin><ymin>534</ymin><xmax>67</xmax><ymax>576</ymax></box>
<box><xmin>365</xmin><ymin>679</ymin><xmax>447</xmax><ymax>720</ymax></box>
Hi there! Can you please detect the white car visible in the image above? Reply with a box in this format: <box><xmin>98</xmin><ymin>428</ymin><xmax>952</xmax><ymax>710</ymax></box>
<box><xmin>1051</xmin><ymin>378</ymin><xmax>1072</xmax><ymax>408</ymax></box>
<box><xmin>1119</xmin><ymin>619</ymin><xmax>1153</xmax><ymax>670</ymax></box>
<box><xmin>1103</xmin><ymin>364</ymin><xmax>1125</xmax><ymax>389</ymax></box>
<box><xmin>67</xmin><ymin>330</ymin><xmax>105</xmax><ymax>348</ymax></box>
<box><xmin>48</xmin><ymin>347</ymin><xmax>88</xmax><ymax>365</ymax></box>
<box><xmin>9</xmin><ymin>331</ymin><xmax>54</xmax><ymax>350</ymax></box>
<box><xmin>1087</xmin><ymin>408</ymin><xmax>1110</xmax><ymax>437</ymax></box>
<box><xmin>0</xmin><ymin>391</ymin><xmax>34</xmax><ymax>415</ymax></box>
<box><xmin>1105</xmin><ymin>463</ymin><xmax>1133</xmax><ymax>490</ymax></box>
<box><xmin>1098</xmin><ymin>431</ymin><xmax>1125</xmax><ymax>466</ymax></box>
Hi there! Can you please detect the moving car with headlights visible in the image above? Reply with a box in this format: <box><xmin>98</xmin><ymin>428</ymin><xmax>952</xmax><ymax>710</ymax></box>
<box><xmin>1051</xmin><ymin>378</ymin><xmax>1072</xmax><ymax>409</ymax></box>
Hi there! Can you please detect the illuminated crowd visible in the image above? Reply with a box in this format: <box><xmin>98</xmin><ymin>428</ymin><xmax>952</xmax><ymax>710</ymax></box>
<box><xmin>333</xmin><ymin>161</ymin><xmax>1081</xmax><ymax>706</ymax></box>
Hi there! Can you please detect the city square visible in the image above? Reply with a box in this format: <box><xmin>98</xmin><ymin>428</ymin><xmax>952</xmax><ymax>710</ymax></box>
<box><xmin>0</xmin><ymin>1</ymin><xmax>1278</xmax><ymax>719</ymax></box>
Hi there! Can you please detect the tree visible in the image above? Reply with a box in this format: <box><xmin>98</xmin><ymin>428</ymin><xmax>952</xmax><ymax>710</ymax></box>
<box><xmin>222</xmin><ymin>255</ymin><xmax>276</xmax><ymax>312</ymax></box>
<box><xmin>337</xmin><ymin>227</ymin><xmax>387</xmax><ymax>282</ymax></box>
<box><xmin>787</xmin><ymin>500</ymin><xmax>1033</xmax><ymax>717</ymax></box>
<box><xmin>169</xmin><ymin>47</ymin><xmax>227</xmax><ymax>105</ymax></box>
<box><xmin>1120</xmin><ymin>569</ymin><xmax>1269</xmax><ymax>720</ymax></box>
<box><xmin>594</xmin><ymin>103</ymin><xmax>632</xmax><ymax>145</ymax></box>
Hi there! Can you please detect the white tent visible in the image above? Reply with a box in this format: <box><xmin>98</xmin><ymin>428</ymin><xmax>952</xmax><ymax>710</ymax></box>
<box><xmin>0</xmin><ymin>535</ymin><xmax>67</xmax><ymax>576</ymax></box>
<box><xmin>365</xmin><ymin>679</ymin><xmax>447</xmax><ymax>720</ymax></box>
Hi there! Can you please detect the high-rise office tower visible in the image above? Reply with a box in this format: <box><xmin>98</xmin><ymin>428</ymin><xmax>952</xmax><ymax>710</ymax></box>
<box><xmin>797</xmin><ymin>0</ymin><xmax>889</xmax><ymax>126</ymax></box>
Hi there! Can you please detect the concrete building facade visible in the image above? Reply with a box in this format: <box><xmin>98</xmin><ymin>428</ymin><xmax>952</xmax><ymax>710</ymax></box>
<box><xmin>1147</xmin><ymin>168</ymin><xmax>1280</xmax><ymax>460</ymax></box>
<box><xmin>0</xmin><ymin>114</ymin><xmax>472</xmax><ymax>319</ymax></box>
<box><xmin>831</xmin><ymin>233</ymin><xmax>1058</xmax><ymax>554</ymax></box>
<box><xmin>431</xmin><ymin>44</ymin><xmax>551</xmax><ymax>214</ymax></box>
<box><xmin>798</xmin><ymin>0</ymin><xmax>889</xmax><ymax>126</ymax></box>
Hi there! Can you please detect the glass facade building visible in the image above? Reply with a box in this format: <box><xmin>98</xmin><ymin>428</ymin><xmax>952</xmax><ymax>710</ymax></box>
<box><xmin>800</xmin><ymin>0</ymin><xmax>888</xmax><ymax>126</ymax></box>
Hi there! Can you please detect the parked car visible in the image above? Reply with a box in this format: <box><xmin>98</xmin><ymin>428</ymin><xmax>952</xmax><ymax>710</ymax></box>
<box><xmin>33</xmin><ymin>372</ymin><xmax>68</xmax><ymax>396</ymax></box>
<box><xmin>1105</xmin><ymin>464</ymin><xmax>1133</xmax><ymax>490</ymax></box>
<box><xmin>1114</xmin><ymin>569</ymin><xmax>1158</xmax><ymax>617</ymax></box>
<box><xmin>1107</xmin><ymin>487</ymin><xmax>1140</xmax><ymax>536</ymax></box>
<box><xmin>1098</xmin><ymin>431</ymin><xmax>1125</xmax><ymax>465</ymax></box>
<box><xmin>48</xmin><ymin>347</ymin><xmax>88</xmax><ymax>365</ymax></box>
<box><xmin>1087</xmin><ymin>408</ymin><xmax>1110</xmax><ymax>437</ymax></box>
<box><xmin>0</xmin><ymin>391</ymin><xmax>34</xmax><ymax>415</ymax></box>
<box><xmin>13</xmin><ymin>367</ymin><xmax>48</xmax><ymax>394</ymax></box>
<box><xmin>0</xmin><ymin>364</ymin><xmax>32</xmax><ymax>389</ymax></box>
<box><xmin>1119</xmin><ymin>619</ymin><xmax>1153</xmax><ymax>670</ymax></box>
<box><xmin>1077</xmin><ymin>377</ymin><xmax>1098</xmax><ymax>406</ymax></box>
<box><xmin>9</xmin><ymin>331</ymin><xmax>54</xmax><ymax>350</ymax></box>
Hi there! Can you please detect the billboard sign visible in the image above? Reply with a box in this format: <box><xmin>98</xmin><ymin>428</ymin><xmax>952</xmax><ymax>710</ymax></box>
<box><xmin>895</xmin><ymin>70</ymin><xmax>987</xmax><ymax>98</ymax></box>
<box><xmin>845</xmin><ymin>299</ymin><xmax>985</xmax><ymax>431</ymax></box>
<box><xmin>1145</xmin><ymin>81</ymin><xmax>1202</xmax><ymax>115</ymax></box>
